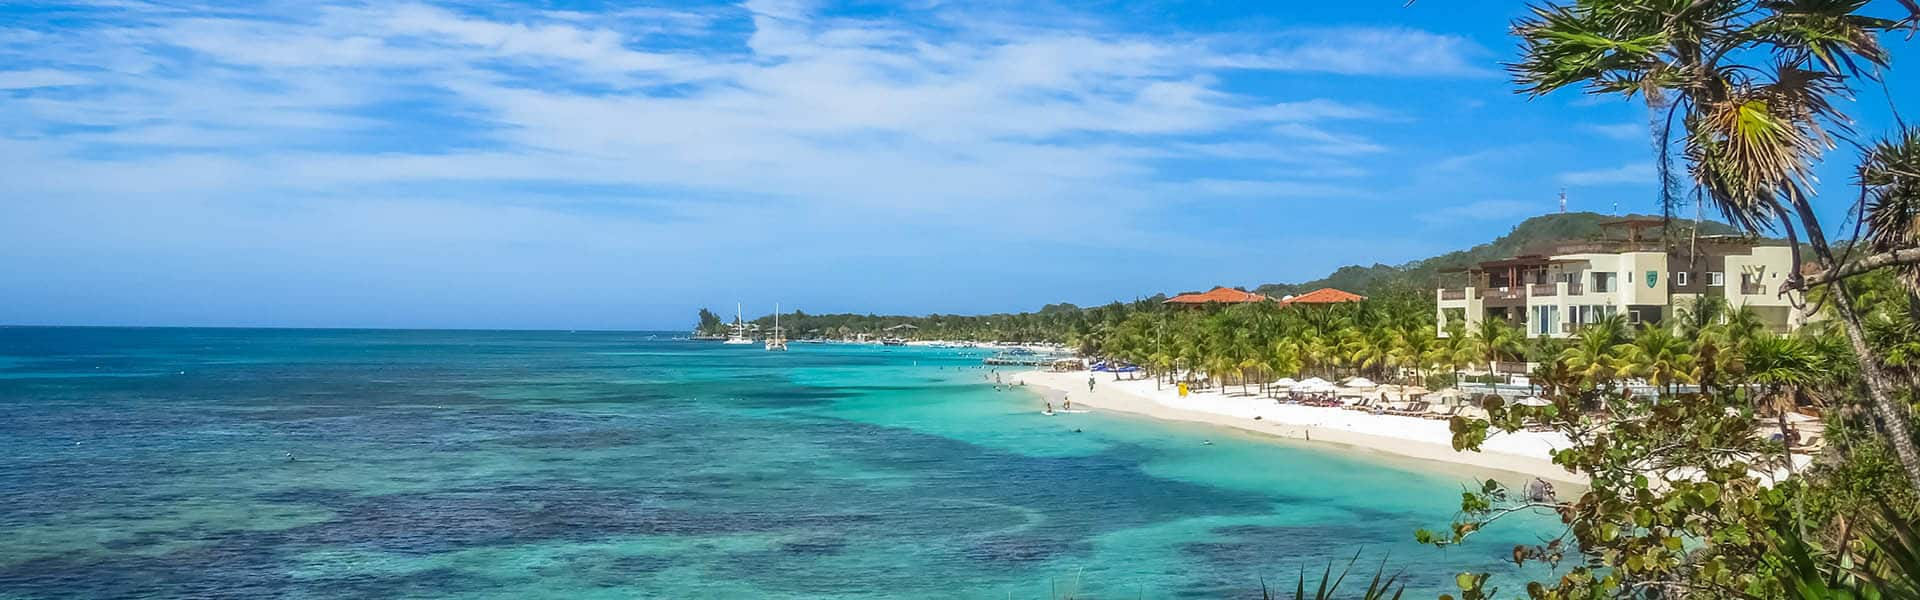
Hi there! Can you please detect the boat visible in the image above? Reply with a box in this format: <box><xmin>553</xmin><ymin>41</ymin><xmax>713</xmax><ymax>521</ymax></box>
<box><xmin>765</xmin><ymin>303</ymin><xmax>788</xmax><ymax>351</ymax></box>
<box><xmin>722</xmin><ymin>303</ymin><xmax>755</xmax><ymax>345</ymax></box>
<box><xmin>880</xmin><ymin>337</ymin><xmax>907</xmax><ymax>346</ymax></box>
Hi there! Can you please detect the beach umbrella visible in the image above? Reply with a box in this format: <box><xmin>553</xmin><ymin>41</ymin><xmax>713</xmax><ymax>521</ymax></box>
<box><xmin>1342</xmin><ymin>377</ymin><xmax>1378</xmax><ymax>389</ymax></box>
<box><xmin>1271</xmin><ymin>377</ymin><xmax>1299</xmax><ymax>390</ymax></box>
<box><xmin>1515</xmin><ymin>396</ymin><xmax>1552</xmax><ymax>407</ymax></box>
<box><xmin>1296</xmin><ymin>381</ymin><xmax>1337</xmax><ymax>394</ymax></box>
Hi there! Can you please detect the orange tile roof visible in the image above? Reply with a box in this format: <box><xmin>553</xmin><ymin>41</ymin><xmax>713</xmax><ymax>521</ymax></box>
<box><xmin>1280</xmin><ymin>287</ymin><xmax>1366</xmax><ymax>306</ymax></box>
<box><xmin>1164</xmin><ymin>286</ymin><xmax>1272</xmax><ymax>304</ymax></box>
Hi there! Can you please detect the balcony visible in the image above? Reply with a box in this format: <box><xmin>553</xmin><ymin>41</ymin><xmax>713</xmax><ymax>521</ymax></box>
<box><xmin>1439</xmin><ymin>289</ymin><xmax>1467</xmax><ymax>301</ymax></box>
<box><xmin>1479</xmin><ymin>288</ymin><xmax>1525</xmax><ymax>307</ymax></box>
<box><xmin>1528</xmin><ymin>283</ymin><xmax>1557</xmax><ymax>297</ymax></box>
<box><xmin>1741</xmin><ymin>282</ymin><xmax>1767</xmax><ymax>295</ymax></box>
<box><xmin>1567</xmin><ymin>282</ymin><xmax>1584</xmax><ymax>295</ymax></box>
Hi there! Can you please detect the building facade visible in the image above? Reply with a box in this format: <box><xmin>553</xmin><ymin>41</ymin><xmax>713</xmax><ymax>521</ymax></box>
<box><xmin>1435</xmin><ymin>227</ymin><xmax>1808</xmax><ymax>338</ymax></box>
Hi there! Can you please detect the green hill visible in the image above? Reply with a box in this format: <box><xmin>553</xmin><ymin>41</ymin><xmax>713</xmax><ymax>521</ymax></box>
<box><xmin>1252</xmin><ymin>212</ymin><xmax>1746</xmax><ymax>298</ymax></box>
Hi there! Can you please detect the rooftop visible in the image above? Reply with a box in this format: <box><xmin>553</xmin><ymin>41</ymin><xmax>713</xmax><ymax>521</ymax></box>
<box><xmin>1280</xmin><ymin>288</ymin><xmax>1367</xmax><ymax>306</ymax></box>
<box><xmin>1163</xmin><ymin>287</ymin><xmax>1272</xmax><ymax>305</ymax></box>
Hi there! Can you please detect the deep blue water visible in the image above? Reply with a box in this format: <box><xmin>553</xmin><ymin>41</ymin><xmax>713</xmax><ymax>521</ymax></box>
<box><xmin>0</xmin><ymin>328</ymin><xmax>1558</xmax><ymax>598</ymax></box>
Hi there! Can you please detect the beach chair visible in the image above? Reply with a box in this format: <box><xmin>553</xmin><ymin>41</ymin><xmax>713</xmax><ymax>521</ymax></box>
<box><xmin>1387</xmin><ymin>401</ymin><xmax>1428</xmax><ymax>417</ymax></box>
<box><xmin>1423</xmin><ymin>405</ymin><xmax>1459</xmax><ymax>420</ymax></box>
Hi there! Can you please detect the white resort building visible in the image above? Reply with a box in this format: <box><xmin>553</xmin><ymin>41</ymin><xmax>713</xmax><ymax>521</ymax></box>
<box><xmin>1436</xmin><ymin>219</ymin><xmax>1810</xmax><ymax>338</ymax></box>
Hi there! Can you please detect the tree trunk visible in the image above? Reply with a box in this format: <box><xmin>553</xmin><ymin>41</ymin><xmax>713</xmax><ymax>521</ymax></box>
<box><xmin>1785</xmin><ymin>200</ymin><xmax>1920</xmax><ymax>492</ymax></box>
<box><xmin>1822</xmin><ymin>280</ymin><xmax>1920</xmax><ymax>491</ymax></box>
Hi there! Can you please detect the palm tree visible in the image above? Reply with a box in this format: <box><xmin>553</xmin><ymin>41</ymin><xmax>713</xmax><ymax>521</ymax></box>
<box><xmin>1743</xmin><ymin>333</ymin><xmax>1827</xmax><ymax>499</ymax></box>
<box><xmin>1510</xmin><ymin>0</ymin><xmax>1920</xmax><ymax>490</ymax></box>
<box><xmin>1470</xmin><ymin>319</ymin><xmax>1525</xmax><ymax>384</ymax></box>
<box><xmin>1559</xmin><ymin>318</ymin><xmax>1625</xmax><ymax>391</ymax></box>
<box><xmin>1614</xmin><ymin>324</ymin><xmax>1697</xmax><ymax>398</ymax></box>
<box><xmin>1673</xmin><ymin>295</ymin><xmax>1729</xmax><ymax>340</ymax></box>
<box><xmin>1430</xmin><ymin>321</ymin><xmax>1475</xmax><ymax>386</ymax></box>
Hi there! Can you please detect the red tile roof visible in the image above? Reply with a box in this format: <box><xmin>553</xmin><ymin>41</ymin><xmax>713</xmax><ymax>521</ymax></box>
<box><xmin>1280</xmin><ymin>287</ymin><xmax>1366</xmax><ymax>306</ymax></box>
<box><xmin>1164</xmin><ymin>286</ymin><xmax>1272</xmax><ymax>305</ymax></box>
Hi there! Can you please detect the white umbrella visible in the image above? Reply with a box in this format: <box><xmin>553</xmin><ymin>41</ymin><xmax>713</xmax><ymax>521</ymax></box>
<box><xmin>1270</xmin><ymin>377</ymin><xmax>1299</xmax><ymax>389</ymax></box>
<box><xmin>1297</xmin><ymin>377</ymin><xmax>1330</xmax><ymax>388</ymax></box>
<box><xmin>1343</xmin><ymin>377</ymin><xmax>1378</xmax><ymax>389</ymax></box>
<box><xmin>1515</xmin><ymin>396</ymin><xmax>1552</xmax><ymax>407</ymax></box>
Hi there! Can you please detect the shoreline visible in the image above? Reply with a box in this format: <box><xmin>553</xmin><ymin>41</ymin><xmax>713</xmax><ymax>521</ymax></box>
<box><xmin>1012</xmin><ymin>369</ymin><xmax>1588</xmax><ymax>487</ymax></box>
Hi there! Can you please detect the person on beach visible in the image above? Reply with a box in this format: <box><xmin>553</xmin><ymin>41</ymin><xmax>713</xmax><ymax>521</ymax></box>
<box><xmin>1087</xmin><ymin>376</ymin><xmax>1095</xmax><ymax>392</ymax></box>
<box><xmin>1063</xmin><ymin>397</ymin><xmax>1072</xmax><ymax>411</ymax></box>
<box><xmin>1526</xmin><ymin>477</ymin><xmax>1556</xmax><ymax>502</ymax></box>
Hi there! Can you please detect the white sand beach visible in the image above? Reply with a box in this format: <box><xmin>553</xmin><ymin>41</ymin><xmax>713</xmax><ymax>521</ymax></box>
<box><xmin>1015</xmin><ymin>369</ymin><xmax>1589</xmax><ymax>486</ymax></box>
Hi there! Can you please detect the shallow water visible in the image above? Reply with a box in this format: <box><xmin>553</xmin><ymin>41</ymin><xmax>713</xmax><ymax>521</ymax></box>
<box><xmin>0</xmin><ymin>328</ymin><xmax>1560</xmax><ymax>598</ymax></box>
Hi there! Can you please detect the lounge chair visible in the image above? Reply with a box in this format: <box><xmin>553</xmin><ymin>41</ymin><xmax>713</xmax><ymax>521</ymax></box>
<box><xmin>1387</xmin><ymin>401</ymin><xmax>1429</xmax><ymax>417</ymax></box>
<box><xmin>1423</xmin><ymin>405</ymin><xmax>1459</xmax><ymax>420</ymax></box>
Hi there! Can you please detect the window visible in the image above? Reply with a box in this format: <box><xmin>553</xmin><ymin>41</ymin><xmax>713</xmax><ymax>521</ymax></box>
<box><xmin>1708</xmin><ymin>272</ymin><xmax>1725</xmax><ymax>286</ymax></box>
<box><xmin>1628</xmin><ymin>309</ymin><xmax>1643</xmax><ymax>324</ymax></box>
<box><xmin>1675</xmin><ymin>271</ymin><xmax>1689</xmax><ymax>286</ymax></box>
<box><xmin>1592</xmin><ymin>272</ymin><xmax>1616</xmax><ymax>293</ymax></box>
<box><xmin>1532</xmin><ymin>305</ymin><xmax>1560</xmax><ymax>336</ymax></box>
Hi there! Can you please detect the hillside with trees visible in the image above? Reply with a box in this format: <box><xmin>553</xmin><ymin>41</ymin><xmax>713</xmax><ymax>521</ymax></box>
<box><xmin>1253</xmin><ymin>211</ymin><xmax>1744</xmax><ymax>298</ymax></box>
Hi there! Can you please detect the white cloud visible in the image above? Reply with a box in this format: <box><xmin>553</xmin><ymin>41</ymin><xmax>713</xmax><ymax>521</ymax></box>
<box><xmin>0</xmin><ymin>0</ymin><xmax>1511</xmax><ymax>326</ymax></box>
<box><xmin>0</xmin><ymin>69</ymin><xmax>91</xmax><ymax>89</ymax></box>
<box><xmin>1582</xmin><ymin>122</ymin><xmax>1647</xmax><ymax>142</ymax></box>
<box><xmin>1416</xmin><ymin>199</ymin><xmax>1544</xmax><ymax>225</ymax></box>
<box><xmin>1559</xmin><ymin>163</ymin><xmax>1654</xmax><ymax>186</ymax></box>
<box><xmin>1207</xmin><ymin>27</ymin><xmax>1493</xmax><ymax>77</ymax></box>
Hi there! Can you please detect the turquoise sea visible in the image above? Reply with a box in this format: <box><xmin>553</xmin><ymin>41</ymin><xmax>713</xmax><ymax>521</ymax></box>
<box><xmin>0</xmin><ymin>328</ymin><xmax>1559</xmax><ymax>598</ymax></box>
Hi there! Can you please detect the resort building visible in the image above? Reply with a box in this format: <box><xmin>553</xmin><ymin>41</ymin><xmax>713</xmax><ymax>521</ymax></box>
<box><xmin>1435</xmin><ymin>219</ymin><xmax>1809</xmax><ymax>338</ymax></box>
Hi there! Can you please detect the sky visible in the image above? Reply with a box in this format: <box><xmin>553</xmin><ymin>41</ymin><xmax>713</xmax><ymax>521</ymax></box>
<box><xmin>2</xmin><ymin>0</ymin><xmax>1916</xmax><ymax>330</ymax></box>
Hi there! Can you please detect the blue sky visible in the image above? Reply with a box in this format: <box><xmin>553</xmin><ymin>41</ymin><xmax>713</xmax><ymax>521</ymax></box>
<box><xmin>2</xmin><ymin>0</ymin><xmax>1915</xmax><ymax>330</ymax></box>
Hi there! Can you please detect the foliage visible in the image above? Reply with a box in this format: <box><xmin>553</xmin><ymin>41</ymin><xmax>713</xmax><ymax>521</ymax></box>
<box><xmin>1259</xmin><ymin>554</ymin><xmax>1407</xmax><ymax>600</ymax></box>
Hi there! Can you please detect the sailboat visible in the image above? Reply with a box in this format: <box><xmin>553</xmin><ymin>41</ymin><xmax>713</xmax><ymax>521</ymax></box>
<box><xmin>722</xmin><ymin>303</ymin><xmax>755</xmax><ymax>345</ymax></box>
<box><xmin>765</xmin><ymin>303</ymin><xmax>788</xmax><ymax>352</ymax></box>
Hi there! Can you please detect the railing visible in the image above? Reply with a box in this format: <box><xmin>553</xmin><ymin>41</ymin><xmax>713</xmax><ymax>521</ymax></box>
<box><xmin>1439</xmin><ymin>289</ymin><xmax>1466</xmax><ymax>301</ymax></box>
<box><xmin>1567</xmin><ymin>282</ymin><xmax>1584</xmax><ymax>295</ymax></box>
<box><xmin>1545</xmin><ymin>240</ymin><xmax>1667</xmax><ymax>255</ymax></box>
<box><xmin>1528</xmin><ymin>284</ymin><xmax>1557</xmax><ymax>296</ymax></box>
<box><xmin>1741</xmin><ymin>283</ymin><xmax>1766</xmax><ymax>295</ymax></box>
<box><xmin>1480</xmin><ymin>288</ymin><xmax>1523</xmax><ymax>301</ymax></box>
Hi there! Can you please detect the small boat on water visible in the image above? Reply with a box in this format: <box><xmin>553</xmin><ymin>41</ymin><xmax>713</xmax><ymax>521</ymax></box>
<box><xmin>765</xmin><ymin>303</ymin><xmax>788</xmax><ymax>352</ymax></box>
<box><xmin>880</xmin><ymin>337</ymin><xmax>907</xmax><ymax>346</ymax></box>
<box><xmin>722</xmin><ymin>303</ymin><xmax>755</xmax><ymax>345</ymax></box>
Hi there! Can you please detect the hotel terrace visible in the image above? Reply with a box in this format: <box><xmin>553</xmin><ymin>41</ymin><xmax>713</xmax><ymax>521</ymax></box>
<box><xmin>1435</xmin><ymin>219</ymin><xmax>1809</xmax><ymax>338</ymax></box>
